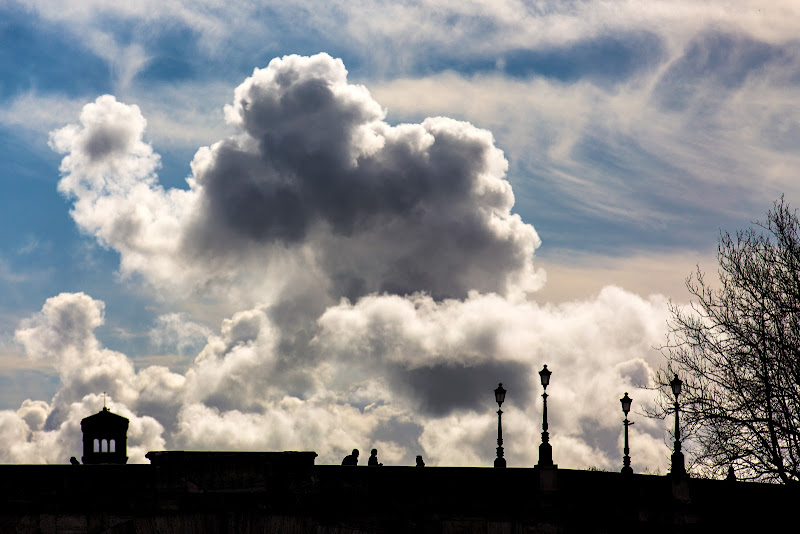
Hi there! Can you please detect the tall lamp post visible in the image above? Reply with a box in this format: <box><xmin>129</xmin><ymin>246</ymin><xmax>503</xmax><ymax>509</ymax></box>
<box><xmin>670</xmin><ymin>374</ymin><xmax>686</xmax><ymax>477</ymax></box>
<box><xmin>620</xmin><ymin>392</ymin><xmax>633</xmax><ymax>475</ymax></box>
<box><xmin>494</xmin><ymin>383</ymin><xmax>506</xmax><ymax>468</ymax></box>
<box><xmin>537</xmin><ymin>365</ymin><xmax>553</xmax><ymax>467</ymax></box>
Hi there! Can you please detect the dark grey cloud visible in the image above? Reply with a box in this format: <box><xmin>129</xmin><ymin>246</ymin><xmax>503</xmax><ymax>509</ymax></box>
<box><xmin>401</xmin><ymin>360</ymin><xmax>532</xmax><ymax>417</ymax></box>
<box><xmin>370</xmin><ymin>417</ymin><xmax>424</xmax><ymax>453</ymax></box>
<box><xmin>578</xmin><ymin>415</ymin><xmax>622</xmax><ymax>463</ymax></box>
<box><xmin>51</xmin><ymin>56</ymin><xmax>541</xmax><ymax>311</ymax></box>
<box><xmin>187</xmin><ymin>53</ymin><xmax>539</xmax><ymax>301</ymax></box>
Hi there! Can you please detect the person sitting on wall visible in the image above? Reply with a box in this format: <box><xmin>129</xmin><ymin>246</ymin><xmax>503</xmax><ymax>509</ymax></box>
<box><xmin>342</xmin><ymin>449</ymin><xmax>359</xmax><ymax>465</ymax></box>
<box><xmin>368</xmin><ymin>448</ymin><xmax>382</xmax><ymax>466</ymax></box>
<box><xmin>416</xmin><ymin>455</ymin><xmax>425</xmax><ymax>467</ymax></box>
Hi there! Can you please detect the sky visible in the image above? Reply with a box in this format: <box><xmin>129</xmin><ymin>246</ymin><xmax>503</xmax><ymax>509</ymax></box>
<box><xmin>0</xmin><ymin>1</ymin><xmax>799</xmax><ymax>472</ymax></box>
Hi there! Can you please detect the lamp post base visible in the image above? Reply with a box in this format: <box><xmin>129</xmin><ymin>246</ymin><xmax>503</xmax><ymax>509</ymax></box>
<box><xmin>622</xmin><ymin>451</ymin><xmax>632</xmax><ymax>475</ymax></box>
<box><xmin>671</xmin><ymin>450</ymin><xmax>686</xmax><ymax>478</ymax></box>
<box><xmin>621</xmin><ymin>465</ymin><xmax>633</xmax><ymax>475</ymax></box>
<box><xmin>538</xmin><ymin>442</ymin><xmax>553</xmax><ymax>467</ymax></box>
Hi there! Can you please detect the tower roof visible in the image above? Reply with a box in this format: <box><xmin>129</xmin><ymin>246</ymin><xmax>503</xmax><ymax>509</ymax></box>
<box><xmin>80</xmin><ymin>407</ymin><xmax>129</xmax><ymax>431</ymax></box>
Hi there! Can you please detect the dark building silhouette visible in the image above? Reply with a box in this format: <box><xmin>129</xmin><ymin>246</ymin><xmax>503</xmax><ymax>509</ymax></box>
<box><xmin>0</xmin><ymin>404</ymin><xmax>798</xmax><ymax>532</ymax></box>
<box><xmin>80</xmin><ymin>407</ymin><xmax>129</xmax><ymax>465</ymax></box>
<box><xmin>1</xmin><ymin>451</ymin><xmax>799</xmax><ymax>533</ymax></box>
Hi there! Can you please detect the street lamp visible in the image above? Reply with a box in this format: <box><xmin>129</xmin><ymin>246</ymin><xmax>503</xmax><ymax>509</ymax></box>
<box><xmin>537</xmin><ymin>365</ymin><xmax>553</xmax><ymax>467</ymax></box>
<box><xmin>494</xmin><ymin>383</ymin><xmax>506</xmax><ymax>468</ymax></box>
<box><xmin>620</xmin><ymin>392</ymin><xmax>633</xmax><ymax>475</ymax></box>
<box><xmin>670</xmin><ymin>374</ymin><xmax>686</xmax><ymax>477</ymax></box>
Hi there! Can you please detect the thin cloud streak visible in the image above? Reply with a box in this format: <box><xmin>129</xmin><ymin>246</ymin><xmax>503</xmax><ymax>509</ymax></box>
<box><xmin>13</xmin><ymin>1</ymin><xmax>800</xmax><ymax>72</ymax></box>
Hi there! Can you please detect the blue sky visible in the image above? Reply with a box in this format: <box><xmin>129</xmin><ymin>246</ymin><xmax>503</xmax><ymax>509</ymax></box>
<box><xmin>0</xmin><ymin>1</ymin><xmax>799</xmax><ymax>471</ymax></box>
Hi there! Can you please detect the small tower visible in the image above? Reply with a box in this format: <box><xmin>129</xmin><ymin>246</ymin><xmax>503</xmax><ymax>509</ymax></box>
<box><xmin>80</xmin><ymin>405</ymin><xmax>129</xmax><ymax>465</ymax></box>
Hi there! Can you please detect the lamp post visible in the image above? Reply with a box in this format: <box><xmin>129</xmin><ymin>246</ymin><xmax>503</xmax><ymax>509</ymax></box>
<box><xmin>537</xmin><ymin>365</ymin><xmax>553</xmax><ymax>467</ymax></box>
<box><xmin>494</xmin><ymin>383</ymin><xmax>506</xmax><ymax>468</ymax></box>
<box><xmin>620</xmin><ymin>392</ymin><xmax>633</xmax><ymax>475</ymax></box>
<box><xmin>670</xmin><ymin>374</ymin><xmax>686</xmax><ymax>477</ymax></box>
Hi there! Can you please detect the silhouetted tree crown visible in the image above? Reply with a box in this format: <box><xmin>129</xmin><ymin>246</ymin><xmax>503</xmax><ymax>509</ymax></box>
<box><xmin>655</xmin><ymin>196</ymin><xmax>800</xmax><ymax>484</ymax></box>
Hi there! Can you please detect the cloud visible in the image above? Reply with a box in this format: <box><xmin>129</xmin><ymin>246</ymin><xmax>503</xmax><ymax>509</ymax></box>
<box><xmin>369</xmin><ymin>28</ymin><xmax>800</xmax><ymax>260</ymax></box>
<box><xmin>0</xmin><ymin>93</ymin><xmax>87</xmax><ymax>135</ymax></box>
<box><xmin>19</xmin><ymin>1</ymin><xmax>800</xmax><ymax>110</ymax></box>
<box><xmin>0</xmin><ymin>53</ymin><xmax>681</xmax><ymax>471</ymax></box>
<box><xmin>25</xmin><ymin>0</ymin><xmax>798</xmax><ymax>62</ymax></box>
<box><xmin>15</xmin><ymin>2</ymin><xmax>800</xmax><ymax>264</ymax></box>
<box><xmin>14</xmin><ymin>293</ymin><xmax>156</xmax><ymax>422</ymax></box>
<box><xmin>0</xmin><ymin>293</ymin><xmax>169</xmax><ymax>464</ymax></box>
<box><xmin>150</xmin><ymin>312</ymin><xmax>213</xmax><ymax>356</ymax></box>
<box><xmin>51</xmin><ymin>54</ymin><xmax>543</xmax><ymax>308</ymax></box>
<box><xmin>2</xmin><ymin>285</ymin><xmax>670</xmax><ymax>469</ymax></box>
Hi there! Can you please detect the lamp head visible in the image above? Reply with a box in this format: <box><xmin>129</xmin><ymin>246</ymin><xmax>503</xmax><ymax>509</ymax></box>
<box><xmin>670</xmin><ymin>374</ymin><xmax>683</xmax><ymax>399</ymax></box>
<box><xmin>494</xmin><ymin>383</ymin><xmax>506</xmax><ymax>406</ymax></box>
<box><xmin>620</xmin><ymin>392</ymin><xmax>632</xmax><ymax>415</ymax></box>
<box><xmin>539</xmin><ymin>365</ymin><xmax>551</xmax><ymax>389</ymax></box>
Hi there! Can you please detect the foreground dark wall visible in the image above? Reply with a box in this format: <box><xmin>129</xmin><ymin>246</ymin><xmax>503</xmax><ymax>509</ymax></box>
<box><xmin>0</xmin><ymin>452</ymin><xmax>795</xmax><ymax>533</ymax></box>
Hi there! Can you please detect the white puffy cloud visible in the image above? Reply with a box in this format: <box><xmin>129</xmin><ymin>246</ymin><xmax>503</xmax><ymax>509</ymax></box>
<box><xmin>0</xmin><ymin>394</ymin><xmax>165</xmax><ymax>465</ymax></box>
<box><xmin>16</xmin><ymin>399</ymin><xmax>49</xmax><ymax>431</ymax></box>
<box><xmin>4</xmin><ymin>294</ymin><xmax>169</xmax><ymax>463</ymax></box>
<box><xmin>51</xmin><ymin>54</ymin><xmax>543</xmax><ymax>309</ymax></box>
<box><xmin>1</xmin><ymin>283</ymin><xmax>671</xmax><ymax>470</ymax></box>
<box><xmin>150</xmin><ymin>312</ymin><xmax>213</xmax><ymax>356</ymax></box>
<box><xmin>15</xmin><ymin>293</ymin><xmax>139</xmax><ymax>410</ymax></box>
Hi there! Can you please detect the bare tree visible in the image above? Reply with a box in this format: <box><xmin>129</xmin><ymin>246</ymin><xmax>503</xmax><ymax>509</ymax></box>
<box><xmin>654</xmin><ymin>197</ymin><xmax>800</xmax><ymax>483</ymax></box>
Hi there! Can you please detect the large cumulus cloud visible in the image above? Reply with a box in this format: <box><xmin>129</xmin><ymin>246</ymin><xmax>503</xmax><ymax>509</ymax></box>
<box><xmin>51</xmin><ymin>53</ymin><xmax>542</xmax><ymax>307</ymax></box>
<box><xmin>0</xmin><ymin>54</ymin><xmax>677</xmax><ymax>471</ymax></box>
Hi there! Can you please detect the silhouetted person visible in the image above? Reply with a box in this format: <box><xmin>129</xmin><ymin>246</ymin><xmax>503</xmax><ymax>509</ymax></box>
<box><xmin>70</xmin><ymin>457</ymin><xmax>80</xmax><ymax>466</ymax></box>
<box><xmin>368</xmin><ymin>448</ymin><xmax>382</xmax><ymax>466</ymax></box>
<box><xmin>342</xmin><ymin>449</ymin><xmax>359</xmax><ymax>466</ymax></box>
<box><xmin>416</xmin><ymin>455</ymin><xmax>425</xmax><ymax>467</ymax></box>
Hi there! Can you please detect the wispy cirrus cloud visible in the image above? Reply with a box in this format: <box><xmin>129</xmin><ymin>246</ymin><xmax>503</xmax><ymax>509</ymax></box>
<box><xmin>370</xmin><ymin>29</ymin><xmax>800</xmax><ymax>258</ymax></box>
